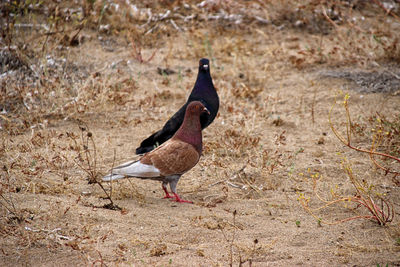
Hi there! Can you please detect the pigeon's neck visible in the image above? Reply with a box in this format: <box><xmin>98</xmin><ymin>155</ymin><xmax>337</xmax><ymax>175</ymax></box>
<box><xmin>174</xmin><ymin>115</ymin><xmax>202</xmax><ymax>153</ymax></box>
<box><xmin>192</xmin><ymin>71</ymin><xmax>214</xmax><ymax>94</ymax></box>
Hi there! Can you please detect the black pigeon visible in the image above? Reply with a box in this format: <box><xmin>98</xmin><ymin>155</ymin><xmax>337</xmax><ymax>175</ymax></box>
<box><xmin>136</xmin><ymin>58</ymin><xmax>219</xmax><ymax>154</ymax></box>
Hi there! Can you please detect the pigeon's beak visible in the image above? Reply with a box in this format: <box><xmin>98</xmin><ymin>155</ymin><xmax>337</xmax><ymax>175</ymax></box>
<box><xmin>202</xmin><ymin>64</ymin><xmax>209</xmax><ymax>70</ymax></box>
<box><xmin>203</xmin><ymin>107</ymin><xmax>210</xmax><ymax>115</ymax></box>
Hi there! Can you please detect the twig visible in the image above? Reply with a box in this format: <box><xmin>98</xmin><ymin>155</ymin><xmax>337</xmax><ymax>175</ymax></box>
<box><xmin>208</xmin><ymin>180</ymin><xmax>225</xmax><ymax>187</ymax></box>
<box><xmin>253</xmin><ymin>16</ymin><xmax>269</xmax><ymax>24</ymax></box>
<box><xmin>329</xmin><ymin>94</ymin><xmax>400</xmax><ymax>174</ymax></box>
<box><xmin>299</xmin><ymin>133</ymin><xmax>395</xmax><ymax>226</ymax></box>
<box><xmin>226</xmin><ymin>181</ymin><xmax>241</xmax><ymax>189</ymax></box>
<box><xmin>68</xmin><ymin>23</ymin><xmax>84</xmax><ymax>45</ymax></box>
<box><xmin>25</xmin><ymin>226</ymin><xmax>72</xmax><ymax>241</ymax></box>
<box><xmin>311</xmin><ymin>86</ymin><xmax>317</xmax><ymax>124</ymax></box>
<box><xmin>372</xmin><ymin>0</ymin><xmax>400</xmax><ymax>21</ymax></box>
<box><xmin>91</xmin><ymin>250</ymin><xmax>107</xmax><ymax>267</ymax></box>
<box><xmin>230</xmin><ymin>210</ymin><xmax>237</xmax><ymax>267</ymax></box>
<box><xmin>0</xmin><ymin>166</ymin><xmax>22</xmax><ymax>221</ymax></box>
<box><xmin>130</xmin><ymin>37</ymin><xmax>158</xmax><ymax>63</ymax></box>
<box><xmin>170</xmin><ymin>19</ymin><xmax>182</xmax><ymax>32</ymax></box>
<box><xmin>69</xmin><ymin>123</ymin><xmax>120</xmax><ymax>210</ymax></box>
<box><xmin>321</xmin><ymin>6</ymin><xmax>339</xmax><ymax>30</ymax></box>
<box><xmin>219</xmin><ymin>210</ymin><xmax>238</xmax><ymax>267</ymax></box>
<box><xmin>0</xmin><ymin>194</ymin><xmax>19</xmax><ymax>218</ymax></box>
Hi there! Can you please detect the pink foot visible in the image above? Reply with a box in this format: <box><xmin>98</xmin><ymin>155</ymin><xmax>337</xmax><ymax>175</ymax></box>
<box><xmin>172</xmin><ymin>193</ymin><xmax>193</xmax><ymax>204</ymax></box>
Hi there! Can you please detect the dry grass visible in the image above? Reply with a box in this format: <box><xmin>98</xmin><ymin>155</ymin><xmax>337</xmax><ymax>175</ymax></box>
<box><xmin>1</xmin><ymin>0</ymin><xmax>400</xmax><ymax>266</ymax></box>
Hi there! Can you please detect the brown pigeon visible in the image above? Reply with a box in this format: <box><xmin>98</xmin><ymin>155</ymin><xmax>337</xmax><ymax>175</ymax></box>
<box><xmin>103</xmin><ymin>101</ymin><xmax>209</xmax><ymax>203</ymax></box>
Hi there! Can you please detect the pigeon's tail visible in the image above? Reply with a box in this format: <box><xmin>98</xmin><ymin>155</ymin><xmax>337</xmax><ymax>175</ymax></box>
<box><xmin>136</xmin><ymin>132</ymin><xmax>158</xmax><ymax>154</ymax></box>
<box><xmin>102</xmin><ymin>160</ymin><xmax>140</xmax><ymax>182</ymax></box>
<box><xmin>136</xmin><ymin>131</ymin><xmax>173</xmax><ymax>155</ymax></box>
<box><xmin>135</xmin><ymin>145</ymin><xmax>153</xmax><ymax>155</ymax></box>
<box><xmin>102</xmin><ymin>173</ymin><xmax>125</xmax><ymax>181</ymax></box>
<box><xmin>102</xmin><ymin>160</ymin><xmax>161</xmax><ymax>182</ymax></box>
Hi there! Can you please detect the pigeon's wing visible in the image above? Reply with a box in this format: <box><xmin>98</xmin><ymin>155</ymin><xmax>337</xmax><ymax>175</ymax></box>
<box><xmin>135</xmin><ymin>104</ymin><xmax>188</xmax><ymax>154</ymax></box>
<box><xmin>157</xmin><ymin>103</ymin><xmax>188</xmax><ymax>139</ymax></box>
<box><xmin>102</xmin><ymin>160</ymin><xmax>161</xmax><ymax>181</ymax></box>
<box><xmin>140</xmin><ymin>139</ymin><xmax>200</xmax><ymax>176</ymax></box>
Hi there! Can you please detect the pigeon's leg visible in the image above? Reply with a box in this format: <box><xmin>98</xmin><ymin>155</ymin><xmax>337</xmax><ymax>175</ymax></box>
<box><xmin>169</xmin><ymin>179</ymin><xmax>193</xmax><ymax>204</ymax></box>
<box><xmin>162</xmin><ymin>181</ymin><xmax>174</xmax><ymax>199</ymax></box>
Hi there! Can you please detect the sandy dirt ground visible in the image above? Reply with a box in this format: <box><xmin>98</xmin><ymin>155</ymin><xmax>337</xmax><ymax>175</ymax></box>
<box><xmin>1</xmin><ymin>1</ymin><xmax>400</xmax><ymax>266</ymax></box>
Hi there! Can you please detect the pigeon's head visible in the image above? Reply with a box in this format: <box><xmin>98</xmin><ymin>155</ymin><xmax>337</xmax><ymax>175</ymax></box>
<box><xmin>198</xmin><ymin>58</ymin><xmax>210</xmax><ymax>72</ymax></box>
<box><xmin>187</xmin><ymin>101</ymin><xmax>210</xmax><ymax>117</ymax></box>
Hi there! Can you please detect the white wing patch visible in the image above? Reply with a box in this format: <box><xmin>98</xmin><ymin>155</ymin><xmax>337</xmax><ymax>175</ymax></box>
<box><xmin>103</xmin><ymin>160</ymin><xmax>161</xmax><ymax>182</ymax></box>
<box><xmin>102</xmin><ymin>174</ymin><xmax>125</xmax><ymax>181</ymax></box>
